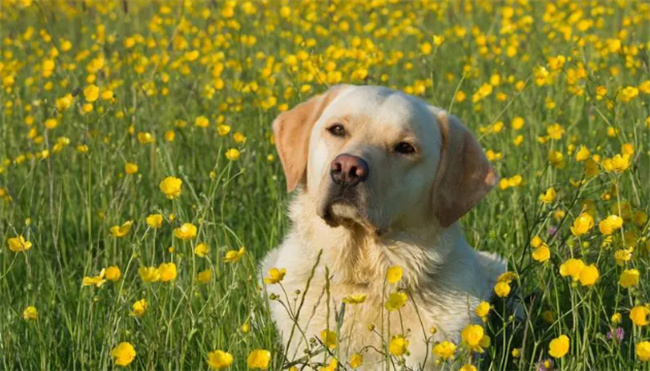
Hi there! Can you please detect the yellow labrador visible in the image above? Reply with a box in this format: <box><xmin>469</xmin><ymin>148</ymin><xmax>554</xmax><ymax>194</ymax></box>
<box><xmin>262</xmin><ymin>85</ymin><xmax>505</xmax><ymax>370</ymax></box>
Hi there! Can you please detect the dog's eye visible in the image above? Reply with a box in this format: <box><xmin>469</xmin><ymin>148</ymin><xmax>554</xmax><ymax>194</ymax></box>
<box><xmin>327</xmin><ymin>124</ymin><xmax>346</xmax><ymax>137</ymax></box>
<box><xmin>394</xmin><ymin>142</ymin><xmax>416</xmax><ymax>154</ymax></box>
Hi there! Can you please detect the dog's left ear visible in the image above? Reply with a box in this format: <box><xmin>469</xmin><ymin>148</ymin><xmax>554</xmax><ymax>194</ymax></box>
<box><xmin>432</xmin><ymin>110</ymin><xmax>498</xmax><ymax>228</ymax></box>
<box><xmin>272</xmin><ymin>85</ymin><xmax>348</xmax><ymax>192</ymax></box>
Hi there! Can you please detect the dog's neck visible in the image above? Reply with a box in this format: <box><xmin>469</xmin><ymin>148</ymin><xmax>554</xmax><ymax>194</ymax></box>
<box><xmin>289</xmin><ymin>191</ymin><xmax>462</xmax><ymax>289</ymax></box>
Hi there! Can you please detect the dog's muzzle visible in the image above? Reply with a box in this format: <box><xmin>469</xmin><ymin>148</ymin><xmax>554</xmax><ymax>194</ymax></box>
<box><xmin>319</xmin><ymin>154</ymin><xmax>370</xmax><ymax>227</ymax></box>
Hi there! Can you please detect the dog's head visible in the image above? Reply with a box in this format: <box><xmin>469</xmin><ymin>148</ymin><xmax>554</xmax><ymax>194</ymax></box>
<box><xmin>273</xmin><ymin>85</ymin><xmax>497</xmax><ymax>234</ymax></box>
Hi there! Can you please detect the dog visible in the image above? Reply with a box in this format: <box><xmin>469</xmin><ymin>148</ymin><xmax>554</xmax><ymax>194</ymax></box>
<box><xmin>261</xmin><ymin>85</ymin><xmax>506</xmax><ymax>370</ymax></box>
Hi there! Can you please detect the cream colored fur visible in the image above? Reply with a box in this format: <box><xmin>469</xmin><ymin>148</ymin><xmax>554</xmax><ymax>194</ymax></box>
<box><xmin>261</xmin><ymin>85</ymin><xmax>506</xmax><ymax>370</ymax></box>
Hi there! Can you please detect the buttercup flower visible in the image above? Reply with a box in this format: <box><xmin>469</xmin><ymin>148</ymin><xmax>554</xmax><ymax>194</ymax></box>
<box><xmin>223</xmin><ymin>246</ymin><xmax>245</xmax><ymax>262</ymax></box>
<box><xmin>23</xmin><ymin>306</ymin><xmax>38</xmax><ymax>321</ymax></box>
<box><xmin>8</xmin><ymin>235</ymin><xmax>32</xmax><ymax>252</ymax></box>
<box><xmin>264</xmin><ymin>268</ymin><xmax>286</xmax><ymax>284</ymax></box>
<box><xmin>619</xmin><ymin>269</ymin><xmax>640</xmax><ymax>288</ymax></box>
<box><xmin>194</xmin><ymin>242</ymin><xmax>209</xmax><ymax>257</ymax></box>
<box><xmin>386</xmin><ymin>265</ymin><xmax>403</xmax><ymax>284</ymax></box>
<box><xmin>432</xmin><ymin>340</ymin><xmax>457</xmax><ymax>360</ymax></box>
<box><xmin>105</xmin><ymin>266</ymin><xmax>121</xmax><ymax>281</ymax></box>
<box><xmin>158</xmin><ymin>262</ymin><xmax>177</xmax><ymax>282</ymax></box>
<box><xmin>570</xmin><ymin>213</ymin><xmax>594</xmax><ymax>237</ymax></box>
<box><xmin>637</xmin><ymin>341</ymin><xmax>650</xmax><ymax>362</ymax></box>
<box><xmin>111</xmin><ymin>342</ymin><xmax>136</xmax><ymax>367</ymax></box>
<box><xmin>343</xmin><ymin>294</ymin><xmax>367</xmax><ymax>304</ymax></box>
<box><xmin>110</xmin><ymin>221</ymin><xmax>133</xmax><ymax>238</ymax></box>
<box><xmin>146</xmin><ymin>214</ymin><xmax>163</xmax><ymax>229</ymax></box>
<box><xmin>247</xmin><ymin>349</ymin><xmax>271</xmax><ymax>369</ymax></box>
<box><xmin>174</xmin><ymin>223</ymin><xmax>197</xmax><ymax>240</ymax></box>
<box><xmin>560</xmin><ymin>258</ymin><xmax>585</xmax><ymax>280</ymax></box>
<box><xmin>548</xmin><ymin>335</ymin><xmax>570</xmax><ymax>358</ymax></box>
<box><xmin>207</xmin><ymin>350</ymin><xmax>233</xmax><ymax>369</ymax></box>
<box><xmin>138</xmin><ymin>266</ymin><xmax>161</xmax><ymax>283</ymax></box>
<box><xmin>130</xmin><ymin>299</ymin><xmax>147</xmax><ymax>317</ymax></box>
<box><xmin>385</xmin><ymin>291</ymin><xmax>408</xmax><ymax>311</ymax></box>
<box><xmin>630</xmin><ymin>305</ymin><xmax>650</xmax><ymax>326</ymax></box>
<box><xmin>579</xmin><ymin>264</ymin><xmax>600</xmax><ymax>286</ymax></box>
<box><xmin>159</xmin><ymin>176</ymin><xmax>182</xmax><ymax>199</ymax></box>
<box><xmin>320</xmin><ymin>329</ymin><xmax>338</xmax><ymax>348</ymax></box>
<box><xmin>389</xmin><ymin>335</ymin><xmax>409</xmax><ymax>356</ymax></box>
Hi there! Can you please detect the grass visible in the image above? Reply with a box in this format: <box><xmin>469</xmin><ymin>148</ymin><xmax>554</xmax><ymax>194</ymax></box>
<box><xmin>1</xmin><ymin>0</ymin><xmax>649</xmax><ymax>370</ymax></box>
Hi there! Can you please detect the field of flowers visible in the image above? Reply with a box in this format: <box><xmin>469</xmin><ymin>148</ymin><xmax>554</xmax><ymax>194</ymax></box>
<box><xmin>1</xmin><ymin>0</ymin><xmax>650</xmax><ymax>370</ymax></box>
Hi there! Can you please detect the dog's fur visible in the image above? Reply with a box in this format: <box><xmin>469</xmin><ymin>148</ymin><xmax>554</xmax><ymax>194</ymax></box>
<box><xmin>261</xmin><ymin>85</ymin><xmax>506</xmax><ymax>370</ymax></box>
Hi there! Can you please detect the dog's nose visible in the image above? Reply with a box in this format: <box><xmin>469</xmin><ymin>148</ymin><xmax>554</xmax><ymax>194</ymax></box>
<box><xmin>330</xmin><ymin>154</ymin><xmax>369</xmax><ymax>186</ymax></box>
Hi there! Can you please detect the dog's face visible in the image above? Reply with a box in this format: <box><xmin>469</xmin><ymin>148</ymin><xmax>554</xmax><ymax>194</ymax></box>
<box><xmin>273</xmin><ymin>85</ymin><xmax>497</xmax><ymax>234</ymax></box>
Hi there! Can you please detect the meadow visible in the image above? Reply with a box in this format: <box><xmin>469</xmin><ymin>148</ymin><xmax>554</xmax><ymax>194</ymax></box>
<box><xmin>1</xmin><ymin>0</ymin><xmax>650</xmax><ymax>370</ymax></box>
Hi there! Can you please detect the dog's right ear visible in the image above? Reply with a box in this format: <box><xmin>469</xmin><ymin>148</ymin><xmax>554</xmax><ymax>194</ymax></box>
<box><xmin>272</xmin><ymin>85</ymin><xmax>348</xmax><ymax>192</ymax></box>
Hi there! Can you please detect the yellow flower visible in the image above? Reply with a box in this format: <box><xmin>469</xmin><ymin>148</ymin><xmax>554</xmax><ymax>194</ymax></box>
<box><xmin>194</xmin><ymin>242</ymin><xmax>209</xmax><ymax>257</ymax></box>
<box><xmin>630</xmin><ymin>305</ymin><xmax>650</xmax><ymax>326</ymax></box>
<box><xmin>343</xmin><ymin>294</ymin><xmax>367</xmax><ymax>305</ymax></box>
<box><xmin>570</xmin><ymin>213</ymin><xmax>594</xmax><ymax>237</ymax></box>
<box><xmin>559</xmin><ymin>258</ymin><xmax>585</xmax><ymax>280</ymax></box>
<box><xmin>432</xmin><ymin>340</ymin><xmax>457</xmax><ymax>360</ymax></box>
<box><xmin>217</xmin><ymin>124</ymin><xmax>231</xmax><ymax>136</ymax></box>
<box><xmin>82</xmin><ymin>269</ymin><xmax>107</xmax><ymax>287</ymax></box>
<box><xmin>125</xmin><ymin>162</ymin><xmax>138</xmax><ymax>175</ymax></box>
<box><xmin>511</xmin><ymin>348</ymin><xmax>521</xmax><ymax>358</ymax></box>
<box><xmin>475</xmin><ymin>301</ymin><xmax>491</xmax><ymax>318</ymax></box>
<box><xmin>602</xmin><ymin>154</ymin><xmax>630</xmax><ymax>173</ymax></box>
<box><xmin>223</xmin><ymin>246</ymin><xmax>245</xmax><ymax>263</ymax></box>
<box><xmin>389</xmin><ymin>335</ymin><xmax>409</xmax><ymax>356</ymax></box>
<box><xmin>385</xmin><ymin>291</ymin><xmax>408</xmax><ymax>311</ymax></box>
<box><xmin>599</xmin><ymin>215</ymin><xmax>623</xmax><ymax>235</ymax></box>
<box><xmin>264</xmin><ymin>268</ymin><xmax>286</xmax><ymax>284</ymax></box>
<box><xmin>23</xmin><ymin>306</ymin><xmax>38</xmax><ymax>321</ymax></box>
<box><xmin>105</xmin><ymin>266</ymin><xmax>121</xmax><ymax>281</ymax></box>
<box><xmin>386</xmin><ymin>265</ymin><xmax>403</xmax><ymax>284</ymax></box>
<box><xmin>158</xmin><ymin>262</ymin><xmax>177</xmax><ymax>282</ymax></box>
<box><xmin>637</xmin><ymin>341</ymin><xmax>650</xmax><ymax>362</ymax></box>
<box><xmin>511</xmin><ymin>117</ymin><xmax>524</xmax><ymax>130</ymax></box>
<box><xmin>350</xmin><ymin>353</ymin><xmax>363</xmax><ymax>368</ymax></box>
<box><xmin>611</xmin><ymin>313</ymin><xmax>622</xmax><ymax>324</ymax></box>
<box><xmin>225</xmin><ymin>148</ymin><xmax>240</xmax><ymax>161</ymax></box>
<box><xmin>84</xmin><ymin>84</ymin><xmax>99</xmax><ymax>102</ymax></box>
<box><xmin>195</xmin><ymin>116</ymin><xmax>209</xmax><ymax>128</ymax></box>
<box><xmin>548</xmin><ymin>334</ymin><xmax>570</xmax><ymax>358</ymax></box>
<box><xmin>159</xmin><ymin>176</ymin><xmax>182</xmax><ymax>199</ymax></box>
<box><xmin>548</xmin><ymin>150</ymin><xmax>564</xmax><ymax>168</ymax></box>
<box><xmin>320</xmin><ymin>329</ymin><xmax>338</xmax><ymax>348</ymax></box>
<box><xmin>247</xmin><ymin>349</ymin><xmax>271</xmax><ymax>369</ymax></box>
<box><xmin>8</xmin><ymin>235</ymin><xmax>32</xmax><ymax>252</ymax></box>
<box><xmin>619</xmin><ymin>86</ymin><xmax>639</xmax><ymax>102</ymax></box>
<box><xmin>111</xmin><ymin>342</ymin><xmax>136</xmax><ymax>367</ymax></box>
<box><xmin>461</xmin><ymin>324</ymin><xmax>490</xmax><ymax>353</ymax></box>
<box><xmin>197</xmin><ymin>269</ymin><xmax>212</xmax><ymax>283</ymax></box>
<box><xmin>494</xmin><ymin>281</ymin><xmax>511</xmax><ymax>297</ymax></box>
<box><xmin>207</xmin><ymin>350</ymin><xmax>233</xmax><ymax>369</ymax></box>
<box><xmin>546</xmin><ymin>123</ymin><xmax>564</xmax><ymax>140</ymax></box>
<box><xmin>530</xmin><ymin>236</ymin><xmax>543</xmax><ymax>248</ymax></box>
<box><xmin>174</xmin><ymin>223</ymin><xmax>197</xmax><ymax>240</ymax></box>
<box><xmin>619</xmin><ymin>269</ymin><xmax>640</xmax><ymax>288</ymax></box>
<box><xmin>578</xmin><ymin>264</ymin><xmax>599</xmax><ymax>286</ymax></box>
<box><xmin>44</xmin><ymin>118</ymin><xmax>58</xmax><ymax>130</ymax></box>
<box><xmin>532</xmin><ymin>244</ymin><xmax>551</xmax><ymax>263</ymax></box>
<box><xmin>575</xmin><ymin>146</ymin><xmax>590</xmax><ymax>161</ymax></box>
<box><xmin>233</xmin><ymin>132</ymin><xmax>246</xmax><ymax>143</ymax></box>
<box><xmin>321</xmin><ymin>359</ymin><xmax>338</xmax><ymax>371</ymax></box>
<box><xmin>540</xmin><ymin>187</ymin><xmax>556</xmax><ymax>204</ymax></box>
<box><xmin>137</xmin><ymin>132</ymin><xmax>155</xmax><ymax>144</ymax></box>
<box><xmin>110</xmin><ymin>221</ymin><xmax>133</xmax><ymax>238</ymax></box>
<box><xmin>130</xmin><ymin>299</ymin><xmax>147</xmax><ymax>317</ymax></box>
<box><xmin>138</xmin><ymin>266</ymin><xmax>161</xmax><ymax>283</ymax></box>
<box><xmin>146</xmin><ymin>214</ymin><xmax>163</xmax><ymax>229</ymax></box>
<box><xmin>460</xmin><ymin>365</ymin><xmax>477</xmax><ymax>371</ymax></box>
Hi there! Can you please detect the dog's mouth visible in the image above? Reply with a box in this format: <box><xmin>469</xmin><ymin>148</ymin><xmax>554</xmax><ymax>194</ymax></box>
<box><xmin>318</xmin><ymin>185</ymin><xmax>387</xmax><ymax>235</ymax></box>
